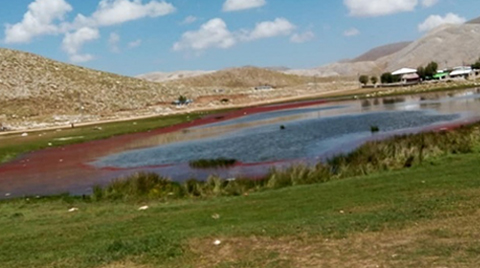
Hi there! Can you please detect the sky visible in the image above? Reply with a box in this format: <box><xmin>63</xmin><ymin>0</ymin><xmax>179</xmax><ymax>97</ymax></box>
<box><xmin>1</xmin><ymin>0</ymin><xmax>479</xmax><ymax>76</ymax></box>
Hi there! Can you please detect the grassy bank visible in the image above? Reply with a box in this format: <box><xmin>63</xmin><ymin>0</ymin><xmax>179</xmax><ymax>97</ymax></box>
<box><xmin>1</xmin><ymin>152</ymin><xmax>480</xmax><ymax>267</ymax></box>
<box><xmin>88</xmin><ymin>122</ymin><xmax>480</xmax><ymax>202</ymax></box>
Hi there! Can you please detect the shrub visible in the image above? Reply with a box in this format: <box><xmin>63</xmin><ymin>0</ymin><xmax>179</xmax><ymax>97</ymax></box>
<box><xmin>359</xmin><ymin>75</ymin><xmax>369</xmax><ymax>85</ymax></box>
<box><xmin>189</xmin><ymin>158</ymin><xmax>238</xmax><ymax>169</ymax></box>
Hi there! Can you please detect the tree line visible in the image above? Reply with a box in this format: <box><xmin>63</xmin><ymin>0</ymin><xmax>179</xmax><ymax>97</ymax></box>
<box><xmin>359</xmin><ymin>57</ymin><xmax>480</xmax><ymax>85</ymax></box>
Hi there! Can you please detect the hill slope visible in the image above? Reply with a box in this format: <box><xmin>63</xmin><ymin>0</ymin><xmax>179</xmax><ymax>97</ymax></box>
<box><xmin>291</xmin><ymin>21</ymin><xmax>480</xmax><ymax>77</ymax></box>
<box><xmin>0</xmin><ymin>48</ymin><xmax>180</xmax><ymax>122</ymax></box>
<box><xmin>350</xmin><ymin>41</ymin><xmax>411</xmax><ymax>63</ymax></box>
<box><xmin>381</xmin><ymin>23</ymin><xmax>480</xmax><ymax>71</ymax></box>
<box><xmin>168</xmin><ymin>67</ymin><xmax>309</xmax><ymax>88</ymax></box>
<box><xmin>136</xmin><ymin>70</ymin><xmax>214</xmax><ymax>83</ymax></box>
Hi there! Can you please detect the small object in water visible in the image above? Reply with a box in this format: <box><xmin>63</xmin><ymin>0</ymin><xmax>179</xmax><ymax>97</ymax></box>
<box><xmin>213</xmin><ymin>240</ymin><xmax>221</xmax><ymax>246</ymax></box>
<box><xmin>68</xmin><ymin>207</ymin><xmax>79</xmax><ymax>212</ymax></box>
<box><xmin>370</xmin><ymin>125</ymin><xmax>380</xmax><ymax>133</ymax></box>
<box><xmin>280</xmin><ymin>125</ymin><xmax>286</xmax><ymax>130</ymax></box>
<box><xmin>5</xmin><ymin>193</ymin><xmax>11</xmax><ymax>197</ymax></box>
<box><xmin>138</xmin><ymin>205</ymin><xmax>149</xmax><ymax>211</ymax></box>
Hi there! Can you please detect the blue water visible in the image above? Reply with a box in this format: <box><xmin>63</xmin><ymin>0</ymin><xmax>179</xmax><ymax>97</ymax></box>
<box><xmin>94</xmin><ymin>110</ymin><xmax>459</xmax><ymax>169</ymax></box>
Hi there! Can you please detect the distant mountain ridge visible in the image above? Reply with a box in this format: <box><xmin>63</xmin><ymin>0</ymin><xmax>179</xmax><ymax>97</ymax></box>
<box><xmin>286</xmin><ymin>19</ymin><xmax>480</xmax><ymax>77</ymax></box>
<box><xmin>166</xmin><ymin>67</ymin><xmax>309</xmax><ymax>88</ymax></box>
<box><xmin>350</xmin><ymin>41</ymin><xmax>412</xmax><ymax>63</ymax></box>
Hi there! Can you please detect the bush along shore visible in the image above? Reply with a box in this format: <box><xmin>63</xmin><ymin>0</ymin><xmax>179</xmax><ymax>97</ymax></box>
<box><xmin>189</xmin><ymin>158</ymin><xmax>238</xmax><ymax>169</ymax></box>
<box><xmin>90</xmin><ymin>122</ymin><xmax>480</xmax><ymax>202</ymax></box>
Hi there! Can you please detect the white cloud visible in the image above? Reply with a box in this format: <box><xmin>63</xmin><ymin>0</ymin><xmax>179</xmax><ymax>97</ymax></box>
<box><xmin>290</xmin><ymin>31</ymin><xmax>315</xmax><ymax>43</ymax></box>
<box><xmin>128</xmin><ymin>39</ymin><xmax>142</xmax><ymax>48</ymax></box>
<box><xmin>62</xmin><ymin>27</ymin><xmax>100</xmax><ymax>62</ymax></box>
<box><xmin>418</xmin><ymin>13</ymin><xmax>466</xmax><ymax>32</ymax></box>
<box><xmin>181</xmin><ymin>15</ymin><xmax>197</xmax><ymax>25</ymax></box>
<box><xmin>343</xmin><ymin>28</ymin><xmax>360</xmax><ymax>37</ymax></box>
<box><xmin>344</xmin><ymin>0</ymin><xmax>418</xmax><ymax>17</ymax></box>
<box><xmin>4</xmin><ymin>0</ymin><xmax>72</xmax><ymax>43</ymax></box>
<box><xmin>80</xmin><ymin>0</ymin><xmax>176</xmax><ymax>27</ymax></box>
<box><xmin>5</xmin><ymin>0</ymin><xmax>176</xmax><ymax>62</ymax></box>
<box><xmin>174</xmin><ymin>17</ymin><xmax>297</xmax><ymax>52</ymax></box>
<box><xmin>173</xmin><ymin>18</ymin><xmax>236</xmax><ymax>51</ymax></box>
<box><xmin>243</xmin><ymin>18</ymin><xmax>295</xmax><ymax>41</ymax></box>
<box><xmin>108</xmin><ymin>32</ymin><xmax>120</xmax><ymax>52</ymax></box>
<box><xmin>223</xmin><ymin>0</ymin><xmax>266</xmax><ymax>12</ymax></box>
<box><xmin>422</xmin><ymin>0</ymin><xmax>439</xmax><ymax>7</ymax></box>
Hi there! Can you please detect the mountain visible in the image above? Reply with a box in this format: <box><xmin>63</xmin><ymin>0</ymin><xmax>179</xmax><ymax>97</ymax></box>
<box><xmin>167</xmin><ymin>67</ymin><xmax>309</xmax><ymax>88</ymax></box>
<box><xmin>289</xmin><ymin>20</ymin><xmax>480</xmax><ymax>77</ymax></box>
<box><xmin>467</xmin><ymin>16</ymin><xmax>480</xmax><ymax>24</ymax></box>
<box><xmin>350</xmin><ymin>41</ymin><xmax>412</xmax><ymax>63</ymax></box>
<box><xmin>0</xmin><ymin>48</ymin><xmax>181</xmax><ymax>124</ymax></box>
<box><xmin>136</xmin><ymin>70</ymin><xmax>214</xmax><ymax>83</ymax></box>
<box><xmin>380</xmin><ymin>23</ymin><xmax>480</xmax><ymax>72</ymax></box>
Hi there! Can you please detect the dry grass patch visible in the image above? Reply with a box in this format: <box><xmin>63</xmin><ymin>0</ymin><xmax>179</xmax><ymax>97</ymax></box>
<box><xmin>188</xmin><ymin>209</ymin><xmax>480</xmax><ymax>268</ymax></box>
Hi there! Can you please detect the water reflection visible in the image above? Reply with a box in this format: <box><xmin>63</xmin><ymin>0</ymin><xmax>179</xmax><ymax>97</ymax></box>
<box><xmin>93</xmin><ymin>88</ymin><xmax>480</xmax><ymax>181</ymax></box>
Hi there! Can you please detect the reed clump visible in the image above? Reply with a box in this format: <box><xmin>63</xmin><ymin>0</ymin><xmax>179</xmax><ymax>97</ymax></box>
<box><xmin>93</xmin><ymin>123</ymin><xmax>480</xmax><ymax>202</ymax></box>
<box><xmin>189</xmin><ymin>158</ymin><xmax>238</xmax><ymax>169</ymax></box>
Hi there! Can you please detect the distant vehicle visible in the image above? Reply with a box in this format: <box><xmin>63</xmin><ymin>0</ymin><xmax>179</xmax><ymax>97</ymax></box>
<box><xmin>172</xmin><ymin>99</ymin><xmax>193</xmax><ymax>106</ymax></box>
<box><xmin>254</xmin><ymin>85</ymin><xmax>273</xmax><ymax>90</ymax></box>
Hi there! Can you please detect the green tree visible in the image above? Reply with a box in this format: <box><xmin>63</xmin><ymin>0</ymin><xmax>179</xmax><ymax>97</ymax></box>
<box><xmin>424</xmin><ymin>61</ymin><xmax>438</xmax><ymax>78</ymax></box>
<box><xmin>359</xmin><ymin>75</ymin><xmax>369</xmax><ymax>85</ymax></box>
<box><xmin>472</xmin><ymin>58</ymin><xmax>480</xmax><ymax>69</ymax></box>
<box><xmin>381</xmin><ymin>72</ymin><xmax>393</xmax><ymax>84</ymax></box>
<box><xmin>370</xmin><ymin>76</ymin><xmax>378</xmax><ymax>85</ymax></box>
<box><xmin>178</xmin><ymin>95</ymin><xmax>187</xmax><ymax>103</ymax></box>
<box><xmin>417</xmin><ymin>66</ymin><xmax>426</xmax><ymax>80</ymax></box>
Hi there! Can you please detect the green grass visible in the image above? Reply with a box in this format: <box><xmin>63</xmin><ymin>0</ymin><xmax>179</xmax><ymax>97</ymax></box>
<box><xmin>1</xmin><ymin>152</ymin><xmax>480</xmax><ymax>267</ymax></box>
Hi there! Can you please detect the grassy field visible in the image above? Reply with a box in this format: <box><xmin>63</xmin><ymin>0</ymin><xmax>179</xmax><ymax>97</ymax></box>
<box><xmin>1</xmin><ymin>151</ymin><xmax>480</xmax><ymax>268</ymax></box>
<box><xmin>0</xmin><ymin>112</ymin><xmax>207</xmax><ymax>164</ymax></box>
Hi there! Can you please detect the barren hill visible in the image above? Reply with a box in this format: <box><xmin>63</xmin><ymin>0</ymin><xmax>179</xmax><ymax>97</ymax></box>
<box><xmin>136</xmin><ymin>70</ymin><xmax>214</xmax><ymax>83</ymax></box>
<box><xmin>0</xmin><ymin>48</ymin><xmax>181</xmax><ymax>124</ymax></box>
<box><xmin>350</xmin><ymin>41</ymin><xmax>411</xmax><ymax>63</ymax></box>
<box><xmin>380</xmin><ymin>23</ymin><xmax>480</xmax><ymax>71</ymax></box>
<box><xmin>467</xmin><ymin>16</ymin><xmax>480</xmax><ymax>24</ymax></box>
<box><xmin>168</xmin><ymin>67</ymin><xmax>309</xmax><ymax>88</ymax></box>
<box><xmin>291</xmin><ymin>20</ymin><xmax>480</xmax><ymax>77</ymax></box>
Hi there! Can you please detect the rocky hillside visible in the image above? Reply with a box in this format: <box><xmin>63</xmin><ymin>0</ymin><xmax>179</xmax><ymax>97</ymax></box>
<box><xmin>350</xmin><ymin>41</ymin><xmax>411</xmax><ymax>63</ymax></box>
<box><xmin>380</xmin><ymin>23</ymin><xmax>480</xmax><ymax>72</ymax></box>
<box><xmin>167</xmin><ymin>67</ymin><xmax>309</xmax><ymax>88</ymax></box>
<box><xmin>0</xmin><ymin>48</ymin><xmax>183</xmax><ymax>124</ymax></box>
<box><xmin>136</xmin><ymin>70</ymin><xmax>214</xmax><ymax>83</ymax></box>
<box><xmin>290</xmin><ymin>19</ymin><xmax>480</xmax><ymax>77</ymax></box>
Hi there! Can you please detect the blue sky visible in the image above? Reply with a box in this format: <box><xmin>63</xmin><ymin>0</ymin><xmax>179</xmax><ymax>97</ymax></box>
<box><xmin>1</xmin><ymin>0</ymin><xmax>479</xmax><ymax>76</ymax></box>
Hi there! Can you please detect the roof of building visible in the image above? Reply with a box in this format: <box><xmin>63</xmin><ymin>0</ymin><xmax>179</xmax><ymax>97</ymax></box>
<box><xmin>450</xmin><ymin>67</ymin><xmax>473</xmax><ymax>76</ymax></box>
<box><xmin>392</xmin><ymin>68</ymin><xmax>417</xmax><ymax>76</ymax></box>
